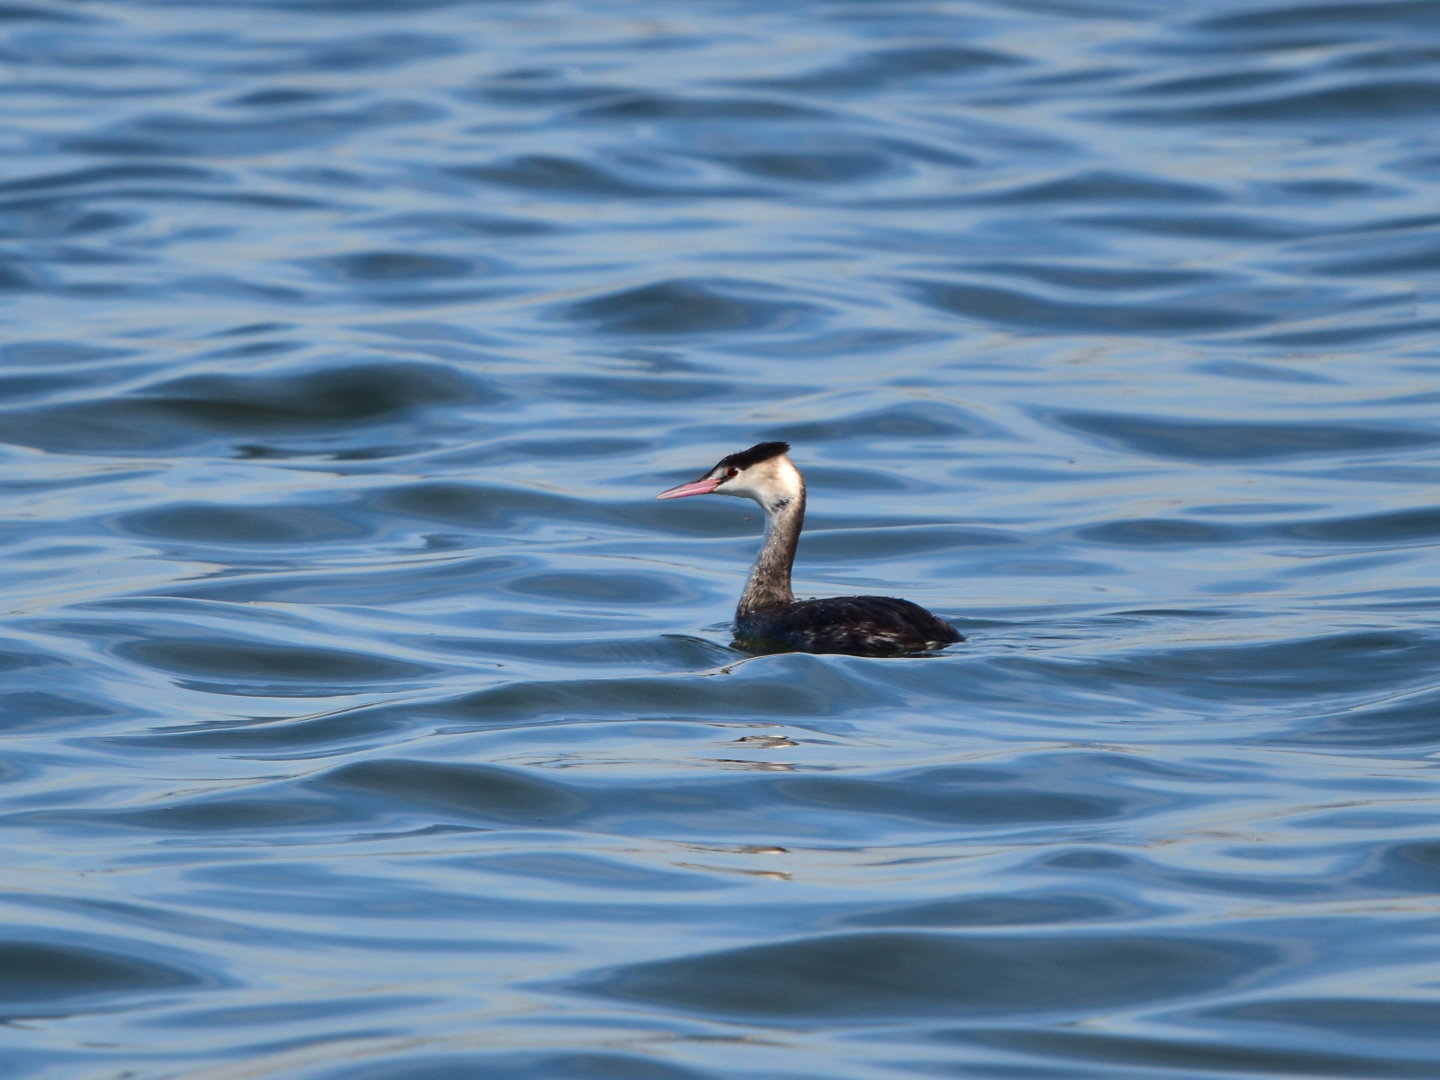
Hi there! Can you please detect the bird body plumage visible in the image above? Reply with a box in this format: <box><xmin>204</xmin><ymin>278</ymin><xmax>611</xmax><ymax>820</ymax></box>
<box><xmin>737</xmin><ymin>595</ymin><xmax>962</xmax><ymax>656</ymax></box>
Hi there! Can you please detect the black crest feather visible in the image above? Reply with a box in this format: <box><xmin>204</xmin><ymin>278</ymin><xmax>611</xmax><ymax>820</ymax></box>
<box><xmin>717</xmin><ymin>441</ymin><xmax>790</xmax><ymax>471</ymax></box>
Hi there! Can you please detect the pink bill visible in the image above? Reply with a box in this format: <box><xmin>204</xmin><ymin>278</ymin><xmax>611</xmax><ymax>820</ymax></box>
<box><xmin>655</xmin><ymin>477</ymin><xmax>721</xmax><ymax>500</ymax></box>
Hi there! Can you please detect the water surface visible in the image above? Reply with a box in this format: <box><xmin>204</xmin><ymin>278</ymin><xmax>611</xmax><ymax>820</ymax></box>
<box><xmin>4</xmin><ymin>2</ymin><xmax>1440</xmax><ymax>1078</ymax></box>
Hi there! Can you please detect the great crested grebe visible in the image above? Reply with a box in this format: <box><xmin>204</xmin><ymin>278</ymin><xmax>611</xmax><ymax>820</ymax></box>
<box><xmin>656</xmin><ymin>441</ymin><xmax>963</xmax><ymax>656</ymax></box>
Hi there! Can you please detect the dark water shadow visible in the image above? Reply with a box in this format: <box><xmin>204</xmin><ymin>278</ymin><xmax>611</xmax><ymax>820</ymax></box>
<box><xmin>571</xmin><ymin>929</ymin><xmax>1274</xmax><ymax>1021</ymax></box>
<box><xmin>0</xmin><ymin>361</ymin><xmax>503</xmax><ymax>453</ymax></box>
<box><xmin>0</xmin><ymin>935</ymin><xmax>218</xmax><ymax>1021</ymax></box>
<box><xmin>1051</xmin><ymin>411</ymin><xmax>1438</xmax><ymax>461</ymax></box>
<box><xmin>557</xmin><ymin>278</ymin><xmax>821</xmax><ymax>337</ymax></box>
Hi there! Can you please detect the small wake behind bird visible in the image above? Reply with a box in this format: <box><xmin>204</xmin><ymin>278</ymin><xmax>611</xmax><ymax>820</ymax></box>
<box><xmin>656</xmin><ymin>442</ymin><xmax>964</xmax><ymax>656</ymax></box>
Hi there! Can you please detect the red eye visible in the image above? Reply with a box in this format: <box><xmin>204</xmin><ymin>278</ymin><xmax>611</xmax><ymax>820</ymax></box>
<box><xmin>727</xmin><ymin>467</ymin><xmax>738</xmax><ymax>478</ymax></box>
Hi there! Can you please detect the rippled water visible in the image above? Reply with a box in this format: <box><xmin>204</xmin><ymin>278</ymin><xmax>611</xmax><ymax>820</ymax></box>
<box><xmin>5</xmin><ymin>1</ymin><xmax>1440</xmax><ymax>1077</ymax></box>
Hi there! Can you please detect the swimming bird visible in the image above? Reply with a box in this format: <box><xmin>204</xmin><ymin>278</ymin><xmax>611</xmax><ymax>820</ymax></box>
<box><xmin>656</xmin><ymin>441</ymin><xmax>963</xmax><ymax>656</ymax></box>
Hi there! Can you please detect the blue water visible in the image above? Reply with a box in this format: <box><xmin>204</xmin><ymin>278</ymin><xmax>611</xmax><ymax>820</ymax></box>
<box><xmin>4</xmin><ymin>1</ymin><xmax>1440</xmax><ymax>1077</ymax></box>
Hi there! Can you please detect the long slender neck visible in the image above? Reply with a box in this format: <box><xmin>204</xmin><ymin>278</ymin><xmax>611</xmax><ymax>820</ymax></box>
<box><xmin>737</xmin><ymin>486</ymin><xmax>805</xmax><ymax>616</ymax></box>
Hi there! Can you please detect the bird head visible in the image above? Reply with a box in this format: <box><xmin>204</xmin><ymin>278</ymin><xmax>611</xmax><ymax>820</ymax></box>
<box><xmin>655</xmin><ymin>441</ymin><xmax>801</xmax><ymax>513</ymax></box>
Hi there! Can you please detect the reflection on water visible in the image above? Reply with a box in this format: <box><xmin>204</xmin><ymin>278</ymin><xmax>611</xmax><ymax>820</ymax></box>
<box><xmin>4</xmin><ymin>1</ymin><xmax>1440</xmax><ymax>1077</ymax></box>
